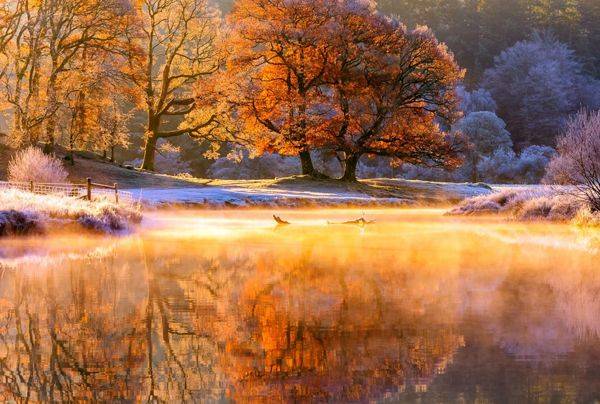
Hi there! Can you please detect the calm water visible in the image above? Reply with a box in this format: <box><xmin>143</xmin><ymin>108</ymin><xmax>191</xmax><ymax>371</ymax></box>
<box><xmin>0</xmin><ymin>209</ymin><xmax>599</xmax><ymax>403</ymax></box>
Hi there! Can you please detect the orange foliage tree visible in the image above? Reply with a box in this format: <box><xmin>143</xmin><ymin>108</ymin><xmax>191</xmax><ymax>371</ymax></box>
<box><xmin>225</xmin><ymin>0</ymin><xmax>334</xmax><ymax>178</ymax></box>
<box><xmin>324</xmin><ymin>3</ymin><xmax>464</xmax><ymax>181</ymax></box>
<box><xmin>226</xmin><ymin>0</ymin><xmax>464</xmax><ymax>181</ymax></box>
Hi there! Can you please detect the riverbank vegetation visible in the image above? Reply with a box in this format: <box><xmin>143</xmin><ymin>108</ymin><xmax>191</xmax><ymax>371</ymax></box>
<box><xmin>449</xmin><ymin>187</ymin><xmax>600</xmax><ymax>226</ymax></box>
<box><xmin>451</xmin><ymin>110</ymin><xmax>600</xmax><ymax>224</ymax></box>
<box><xmin>0</xmin><ymin>188</ymin><xmax>141</xmax><ymax>236</ymax></box>
<box><xmin>0</xmin><ymin>148</ymin><xmax>140</xmax><ymax>236</ymax></box>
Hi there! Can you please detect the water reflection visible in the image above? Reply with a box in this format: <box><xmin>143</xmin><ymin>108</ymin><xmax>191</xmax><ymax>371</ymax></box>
<box><xmin>0</xmin><ymin>210</ymin><xmax>598</xmax><ymax>402</ymax></box>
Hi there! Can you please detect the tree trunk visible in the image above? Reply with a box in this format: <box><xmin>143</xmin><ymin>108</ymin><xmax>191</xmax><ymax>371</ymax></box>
<box><xmin>110</xmin><ymin>146</ymin><xmax>115</xmax><ymax>163</ymax></box>
<box><xmin>341</xmin><ymin>153</ymin><xmax>360</xmax><ymax>182</ymax></box>
<box><xmin>69</xmin><ymin>112</ymin><xmax>76</xmax><ymax>166</ymax></box>
<box><xmin>470</xmin><ymin>154</ymin><xmax>479</xmax><ymax>183</ymax></box>
<box><xmin>44</xmin><ymin>72</ymin><xmax>58</xmax><ymax>153</ymax></box>
<box><xmin>299</xmin><ymin>150</ymin><xmax>316</xmax><ymax>176</ymax></box>
<box><xmin>141</xmin><ymin>131</ymin><xmax>158</xmax><ymax>171</ymax></box>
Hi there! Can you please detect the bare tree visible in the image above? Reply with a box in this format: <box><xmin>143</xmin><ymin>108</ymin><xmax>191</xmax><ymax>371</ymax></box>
<box><xmin>545</xmin><ymin>109</ymin><xmax>600</xmax><ymax>211</ymax></box>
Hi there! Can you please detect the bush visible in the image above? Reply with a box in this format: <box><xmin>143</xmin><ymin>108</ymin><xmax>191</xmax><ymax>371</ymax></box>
<box><xmin>0</xmin><ymin>210</ymin><xmax>41</xmax><ymax>236</ymax></box>
<box><xmin>8</xmin><ymin>147</ymin><xmax>68</xmax><ymax>183</ymax></box>
<box><xmin>0</xmin><ymin>188</ymin><xmax>141</xmax><ymax>235</ymax></box>
<box><xmin>477</xmin><ymin>145</ymin><xmax>555</xmax><ymax>184</ymax></box>
<box><xmin>513</xmin><ymin>145</ymin><xmax>555</xmax><ymax>183</ymax></box>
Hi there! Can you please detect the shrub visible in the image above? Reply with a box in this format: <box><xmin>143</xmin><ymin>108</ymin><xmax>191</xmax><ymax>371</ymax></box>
<box><xmin>8</xmin><ymin>146</ymin><xmax>68</xmax><ymax>183</ymax></box>
<box><xmin>513</xmin><ymin>145</ymin><xmax>555</xmax><ymax>183</ymax></box>
<box><xmin>0</xmin><ymin>210</ymin><xmax>41</xmax><ymax>236</ymax></box>
<box><xmin>0</xmin><ymin>189</ymin><xmax>141</xmax><ymax>235</ymax></box>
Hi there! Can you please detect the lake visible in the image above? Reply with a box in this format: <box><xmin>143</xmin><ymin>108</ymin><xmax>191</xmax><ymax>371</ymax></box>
<box><xmin>0</xmin><ymin>209</ymin><xmax>598</xmax><ymax>402</ymax></box>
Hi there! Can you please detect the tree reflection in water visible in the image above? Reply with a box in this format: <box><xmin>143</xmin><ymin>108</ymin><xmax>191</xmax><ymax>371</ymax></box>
<box><xmin>0</xmin><ymin>214</ymin><xmax>598</xmax><ymax>402</ymax></box>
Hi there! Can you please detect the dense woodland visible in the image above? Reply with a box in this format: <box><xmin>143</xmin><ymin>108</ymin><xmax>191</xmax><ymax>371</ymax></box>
<box><xmin>0</xmin><ymin>0</ymin><xmax>598</xmax><ymax>183</ymax></box>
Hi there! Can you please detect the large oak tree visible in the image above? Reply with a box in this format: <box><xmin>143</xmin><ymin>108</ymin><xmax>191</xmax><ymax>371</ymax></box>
<box><xmin>324</xmin><ymin>3</ymin><xmax>464</xmax><ymax>181</ymax></box>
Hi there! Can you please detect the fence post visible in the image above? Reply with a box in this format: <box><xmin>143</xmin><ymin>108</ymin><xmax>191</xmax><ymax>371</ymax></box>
<box><xmin>114</xmin><ymin>183</ymin><xmax>119</xmax><ymax>204</ymax></box>
<box><xmin>87</xmin><ymin>178</ymin><xmax>92</xmax><ymax>201</ymax></box>
<box><xmin>29</xmin><ymin>181</ymin><xmax>34</xmax><ymax>193</ymax></box>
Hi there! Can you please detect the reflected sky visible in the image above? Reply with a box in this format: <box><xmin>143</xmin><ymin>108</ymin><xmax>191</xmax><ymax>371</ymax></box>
<box><xmin>0</xmin><ymin>209</ymin><xmax>598</xmax><ymax>402</ymax></box>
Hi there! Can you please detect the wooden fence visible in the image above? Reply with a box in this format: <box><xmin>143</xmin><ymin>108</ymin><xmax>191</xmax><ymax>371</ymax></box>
<box><xmin>0</xmin><ymin>178</ymin><xmax>135</xmax><ymax>205</ymax></box>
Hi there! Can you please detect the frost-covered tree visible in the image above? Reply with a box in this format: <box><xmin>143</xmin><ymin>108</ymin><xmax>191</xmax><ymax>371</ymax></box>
<box><xmin>457</xmin><ymin>86</ymin><xmax>497</xmax><ymax>113</ymax></box>
<box><xmin>453</xmin><ymin>111</ymin><xmax>512</xmax><ymax>181</ymax></box>
<box><xmin>477</xmin><ymin>145</ymin><xmax>555</xmax><ymax>184</ymax></box>
<box><xmin>545</xmin><ymin>109</ymin><xmax>600</xmax><ymax>211</ymax></box>
<box><xmin>0</xmin><ymin>0</ymin><xmax>131</xmax><ymax>150</ymax></box>
<box><xmin>96</xmin><ymin>100</ymin><xmax>131</xmax><ymax>163</ymax></box>
<box><xmin>482</xmin><ymin>32</ymin><xmax>596</xmax><ymax>147</ymax></box>
<box><xmin>514</xmin><ymin>145</ymin><xmax>556</xmax><ymax>183</ymax></box>
<box><xmin>8</xmin><ymin>146</ymin><xmax>68</xmax><ymax>183</ymax></box>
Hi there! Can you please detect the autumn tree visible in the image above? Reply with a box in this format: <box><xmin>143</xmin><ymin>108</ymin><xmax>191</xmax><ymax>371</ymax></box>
<box><xmin>43</xmin><ymin>0</ymin><xmax>129</xmax><ymax>152</ymax></box>
<box><xmin>324</xmin><ymin>3</ymin><xmax>464</xmax><ymax>181</ymax></box>
<box><xmin>127</xmin><ymin>0</ymin><xmax>223</xmax><ymax>171</ymax></box>
<box><xmin>96</xmin><ymin>97</ymin><xmax>132</xmax><ymax>162</ymax></box>
<box><xmin>1</xmin><ymin>0</ymin><xmax>49</xmax><ymax>146</ymax></box>
<box><xmin>58</xmin><ymin>46</ymin><xmax>130</xmax><ymax>164</ymax></box>
<box><xmin>226</xmin><ymin>0</ymin><xmax>334</xmax><ymax>178</ymax></box>
<box><xmin>0</xmin><ymin>0</ymin><xmax>132</xmax><ymax>150</ymax></box>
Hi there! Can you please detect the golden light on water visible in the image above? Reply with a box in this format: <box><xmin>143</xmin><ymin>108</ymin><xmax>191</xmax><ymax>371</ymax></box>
<box><xmin>0</xmin><ymin>209</ymin><xmax>598</xmax><ymax>402</ymax></box>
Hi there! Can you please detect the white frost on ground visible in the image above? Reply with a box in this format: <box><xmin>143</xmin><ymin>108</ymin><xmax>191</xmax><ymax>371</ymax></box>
<box><xmin>130</xmin><ymin>186</ymin><xmax>397</xmax><ymax>207</ymax></box>
<box><xmin>127</xmin><ymin>178</ymin><xmax>492</xmax><ymax>207</ymax></box>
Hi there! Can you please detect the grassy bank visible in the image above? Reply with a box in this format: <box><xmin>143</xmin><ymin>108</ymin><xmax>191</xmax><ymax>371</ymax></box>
<box><xmin>0</xmin><ymin>189</ymin><xmax>141</xmax><ymax>237</ymax></box>
<box><xmin>448</xmin><ymin>187</ymin><xmax>600</xmax><ymax>226</ymax></box>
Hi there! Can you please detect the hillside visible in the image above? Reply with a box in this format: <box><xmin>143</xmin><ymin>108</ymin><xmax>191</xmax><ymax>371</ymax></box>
<box><xmin>0</xmin><ymin>145</ymin><xmax>196</xmax><ymax>188</ymax></box>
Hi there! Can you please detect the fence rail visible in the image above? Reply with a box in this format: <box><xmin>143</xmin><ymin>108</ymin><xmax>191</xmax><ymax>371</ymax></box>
<box><xmin>0</xmin><ymin>178</ymin><xmax>135</xmax><ymax>206</ymax></box>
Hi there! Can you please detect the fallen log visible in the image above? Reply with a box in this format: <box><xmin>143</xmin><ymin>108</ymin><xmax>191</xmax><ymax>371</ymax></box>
<box><xmin>273</xmin><ymin>215</ymin><xmax>291</xmax><ymax>225</ymax></box>
<box><xmin>327</xmin><ymin>217</ymin><xmax>375</xmax><ymax>226</ymax></box>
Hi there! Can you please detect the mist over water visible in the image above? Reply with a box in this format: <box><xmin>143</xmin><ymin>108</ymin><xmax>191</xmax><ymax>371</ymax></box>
<box><xmin>0</xmin><ymin>209</ymin><xmax>599</xmax><ymax>402</ymax></box>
